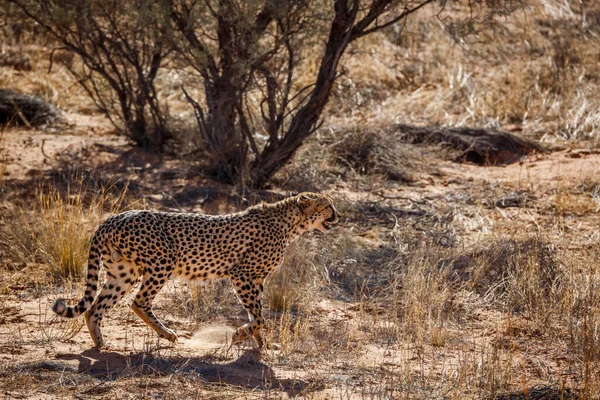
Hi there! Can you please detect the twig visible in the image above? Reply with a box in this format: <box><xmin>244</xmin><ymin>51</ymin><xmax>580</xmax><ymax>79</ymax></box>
<box><xmin>373</xmin><ymin>191</ymin><xmax>417</xmax><ymax>202</ymax></box>
<box><xmin>40</xmin><ymin>138</ymin><xmax>51</xmax><ymax>160</ymax></box>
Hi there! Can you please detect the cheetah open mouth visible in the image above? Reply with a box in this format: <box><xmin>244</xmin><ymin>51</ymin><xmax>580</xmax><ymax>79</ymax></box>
<box><xmin>322</xmin><ymin>214</ymin><xmax>338</xmax><ymax>230</ymax></box>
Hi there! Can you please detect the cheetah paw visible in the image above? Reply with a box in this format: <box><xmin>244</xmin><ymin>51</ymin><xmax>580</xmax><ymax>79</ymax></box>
<box><xmin>263</xmin><ymin>342</ymin><xmax>281</xmax><ymax>350</ymax></box>
<box><xmin>159</xmin><ymin>332</ymin><xmax>179</xmax><ymax>343</ymax></box>
<box><xmin>231</xmin><ymin>328</ymin><xmax>249</xmax><ymax>345</ymax></box>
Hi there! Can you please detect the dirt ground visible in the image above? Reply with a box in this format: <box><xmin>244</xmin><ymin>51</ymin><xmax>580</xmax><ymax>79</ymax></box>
<box><xmin>3</xmin><ymin>1</ymin><xmax>600</xmax><ymax>395</ymax></box>
<box><xmin>1</xmin><ymin>113</ymin><xmax>599</xmax><ymax>398</ymax></box>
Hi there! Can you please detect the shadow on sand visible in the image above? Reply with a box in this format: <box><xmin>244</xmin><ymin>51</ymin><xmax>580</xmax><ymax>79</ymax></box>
<box><xmin>54</xmin><ymin>347</ymin><xmax>316</xmax><ymax>397</ymax></box>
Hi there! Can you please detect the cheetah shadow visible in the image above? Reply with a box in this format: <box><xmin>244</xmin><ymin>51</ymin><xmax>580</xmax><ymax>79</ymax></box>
<box><xmin>56</xmin><ymin>347</ymin><xmax>318</xmax><ymax>396</ymax></box>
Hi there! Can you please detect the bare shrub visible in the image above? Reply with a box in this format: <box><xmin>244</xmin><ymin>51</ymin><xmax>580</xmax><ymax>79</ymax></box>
<box><xmin>169</xmin><ymin>0</ymin><xmax>442</xmax><ymax>186</ymax></box>
<box><xmin>8</xmin><ymin>0</ymin><xmax>172</xmax><ymax>149</ymax></box>
<box><xmin>331</xmin><ymin>130</ymin><xmax>414</xmax><ymax>182</ymax></box>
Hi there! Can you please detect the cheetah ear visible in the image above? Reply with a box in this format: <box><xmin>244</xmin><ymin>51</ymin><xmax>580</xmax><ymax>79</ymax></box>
<box><xmin>296</xmin><ymin>194</ymin><xmax>313</xmax><ymax>211</ymax></box>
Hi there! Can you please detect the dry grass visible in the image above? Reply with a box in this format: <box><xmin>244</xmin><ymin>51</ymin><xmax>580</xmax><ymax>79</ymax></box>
<box><xmin>165</xmin><ymin>279</ymin><xmax>240</xmax><ymax>322</ymax></box>
<box><xmin>0</xmin><ymin>127</ymin><xmax>6</xmax><ymax>192</ymax></box>
<box><xmin>448</xmin><ymin>238</ymin><xmax>564</xmax><ymax>320</ymax></box>
<box><xmin>4</xmin><ymin>179</ymin><xmax>599</xmax><ymax>397</ymax></box>
<box><xmin>265</xmin><ymin>238</ymin><xmax>326</xmax><ymax>314</ymax></box>
<box><xmin>324</xmin><ymin>0</ymin><xmax>600</xmax><ymax>148</ymax></box>
<box><xmin>3</xmin><ymin>0</ymin><xmax>600</xmax><ymax>398</ymax></box>
<box><xmin>5</xmin><ymin>175</ymin><xmax>133</xmax><ymax>280</ymax></box>
<box><xmin>331</xmin><ymin>129</ymin><xmax>416</xmax><ymax>183</ymax></box>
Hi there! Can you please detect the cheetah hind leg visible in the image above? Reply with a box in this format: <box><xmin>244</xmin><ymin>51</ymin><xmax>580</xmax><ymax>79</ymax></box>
<box><xmin>84</xmin><ymin>310</ymin><xmax>102</xmax><ymax>348</ymax></box>
<box><xmin>84</xmin><ymin>256</ymin><xmax>140</xmax><ymax>349</ymax></box>
<box><xmin>85</xmin><ymin>276</ymin><xmax>137</xmax><ymax>349</ymax></box>
<box><xmin>131</xmin><ymin>272</ymin><xmax>178</xmax><ymax>344</ymax></box>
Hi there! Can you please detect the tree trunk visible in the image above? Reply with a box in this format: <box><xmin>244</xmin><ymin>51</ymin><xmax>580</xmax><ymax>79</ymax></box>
<box><xmin>203</xmin><ymin>77</ymin><xmax>247</xmax><ymax>183</ymax></box>
<box><xmin>249</xmin><ymin>0</ymin><xmax>358</xmax><ymax>188</ymax></box>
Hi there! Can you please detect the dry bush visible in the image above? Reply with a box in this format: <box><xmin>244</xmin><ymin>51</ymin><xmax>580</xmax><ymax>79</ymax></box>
<box><xmin>456</xmin><ymin>238</ymin><xmax>563</xmax><ymax>321</ymax></box>
<box><xmin>272</xmin><ymin>125</ymin><xmax>446</xmax><ymax>194</ymax></box>
<box><xmin>7</xmin><ymin>0</ymin><xmax>172</xmax><ymax>149</ymax></box>
<box><xmin>271</xmin><ymin>156</ymin><xmax>339</xmax><ymax>193</ymax></box>
<box><xmin>265</xmin><ymin>310</ymin><xmax>312</xmax><ymax>357</ymax></box>
<box><xmin>374</xmin><ymin>230</ymin><xmax>462</xmax><ymax>346</ymax></box>
<box><xmin>428</xmin><ymin>237</ymin><xmax>565</xmax><ymax>327</ymax></box>
<box><xmin>393</xmin><ymin>253</ymin><xmax>457</xmax><ymax>346</ymax></box>
<box><xmin>0</xmin><ymin>89</ymin><xmax>60</xmax><ymax>127</ymax></box>
<box><xmin>331</xmin><ymin>130</ymin><xmax>414</xmax><ymax>182</ymax></box>
<box><xmin>370</xmin><ymin>234</ymin><xmax>565</xmax><ymax>348</ymax></box>
<box><xmin>7</xmin><ymin>176</ymin><xmax>132</xmax><ymax>280</ymax></box>
<box><xmin>265</xmin><ymin>238</ymin><xmax>322</xmax><ymax>314</ymax></box>
<box><xmin>269</xmin><ymin>133</ymin><xmax>345</xmax><ymax>193</ymax></box>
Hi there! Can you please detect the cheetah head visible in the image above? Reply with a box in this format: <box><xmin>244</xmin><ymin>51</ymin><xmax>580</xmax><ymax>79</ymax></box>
<box><xmin>296</xmin><ymin>192</ymin><xmax>340</xmax><ymax>233</ymax></box>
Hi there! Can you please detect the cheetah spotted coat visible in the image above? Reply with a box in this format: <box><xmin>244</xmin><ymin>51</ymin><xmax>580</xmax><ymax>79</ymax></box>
<box><xmin>52</xmin><ymin>192</ymin><xmax>340</xmax><ymax>349</ymax></box>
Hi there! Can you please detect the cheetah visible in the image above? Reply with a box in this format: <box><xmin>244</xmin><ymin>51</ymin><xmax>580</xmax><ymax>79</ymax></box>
<box><xmin>52</xmin><ymin>192</ymin><xmax>340</xmax><ymax>349</ymax></box>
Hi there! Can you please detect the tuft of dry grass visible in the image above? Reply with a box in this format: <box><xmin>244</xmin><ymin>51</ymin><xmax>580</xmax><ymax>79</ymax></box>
<box><xmin>393</xmin><ymin>253</ymin><xmax>457</xmax><ymax>346</ymax></box>
<box><xmin>0</xmin><ymin>127</ymin><xmax>6</xmax><ymax>192</ymax></box>
<box><xmin>268</xmin><ymin>311</ymin><xmax>312</xmax><ymax>357</ymax></box>
<box><xmin>165</xmin><ymin>279</ymin><xmax>239</xmax><ymax>322</ymax></box>
<box><xmin>559</xmin><ymin>250</ymin><xmax>600</xmax><ymax>397</ymax></box>
<box><xmin>7</xmin><ymin>175</ymin><xmax>133</xmax><ymax>280</ymax></box>
<box><xmin>450</xmin><ymin>238</ymin><xmax>563</xmax><ymax>322</ymax></box>
<box><xmin>265</xmin><ymin>238</ymin><xmax>325</xmax><ymax>314</ymax></box>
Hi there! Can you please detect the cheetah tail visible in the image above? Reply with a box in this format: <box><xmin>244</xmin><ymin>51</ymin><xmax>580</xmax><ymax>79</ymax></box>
<box><xmin>52</xmin><ymin>230</ymin><xmax>103</xmax><ymax>319</ymax></box>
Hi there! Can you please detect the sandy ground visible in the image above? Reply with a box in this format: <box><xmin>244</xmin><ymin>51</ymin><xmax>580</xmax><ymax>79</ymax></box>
<box><xmin>1</xmin><ymin>122</ymin><xmax>598</xmax><ymax>398</ymax></box>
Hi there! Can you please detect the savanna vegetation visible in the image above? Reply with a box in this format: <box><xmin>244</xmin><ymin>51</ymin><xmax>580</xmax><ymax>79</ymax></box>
<box><xmin>1</xmin><ymin>0</ymin><xmax>600</xmax><ymax>398</ymax></box>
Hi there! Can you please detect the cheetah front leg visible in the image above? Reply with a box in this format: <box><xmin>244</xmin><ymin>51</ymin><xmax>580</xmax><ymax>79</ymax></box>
<box><xmin>231</xmin><ymin>276</ymin><xmax>273</xmax><ymax>349</ymax></box>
